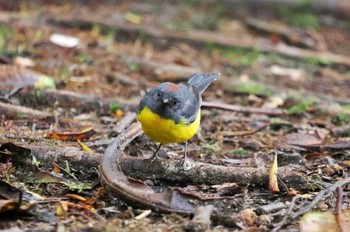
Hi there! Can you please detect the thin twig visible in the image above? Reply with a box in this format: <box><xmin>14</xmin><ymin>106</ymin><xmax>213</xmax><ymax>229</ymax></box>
<box><xmin>273</xmin><ymin>177</ymin><xmax>350</xmax><ymax>231</ymax></box>
<box><xmin>113</xmin><ymin>112</ymin><xmax>137</xmax><ymax>134</ymax></box>
<box><xmin>220</xmin><ymin>122</ymin><xmax>271</xmax><ymax>137</ymax></box>
<box><xmin>336</xmin><ymin>186</ymin><xmax>344</xmax><ymax>216</ymax></box>
<box><xmin>0</xmin><ymin>86</ymin><xmax>23</xmax><ymax>102</ymax></box>
<box><xmin>276</xmin><ymin>173</ymin><xmax>289</xmax><ymax>193</ymax></box>
<box><xmin>272</xmin><ymin>195</ymin><xmax>302</xmax><ymax>232</ymax></box>
<box><xmin>292</xmin><ymin>177</ymin><xmax>350</xmax><ymax>219</ymax></box>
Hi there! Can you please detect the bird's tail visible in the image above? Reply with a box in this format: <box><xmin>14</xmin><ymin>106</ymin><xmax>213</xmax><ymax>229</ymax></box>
<box><xmin>188</xmin><ymin>73</ymin><xmax>220</xmax><ymax>94</ymax></box>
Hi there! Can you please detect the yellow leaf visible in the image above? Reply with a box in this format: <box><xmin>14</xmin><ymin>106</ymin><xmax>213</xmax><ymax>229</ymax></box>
<box><xmin>34</xmin><ymin>74</ymin><xmax>56</xmax><ymax>89</ymax></box>
<box><xmin>300</xmin><ymin>211</ymin><xmax>337</xmax><ymax>232</ymax></box>
<box><xmin>269</xmin><ymin>154</ymin><xmax>280</xmax><ymax>193</ymax></box>
<box><xmin>77</xmin><ymin>139</ymin><xmax>93</xmax><ymax>153</ymax></box>
<box><xmin>342</xmin><ymin>160</ymin><xmax>350</xmax><ymax>167</ymax></box>
<box><xmin>55</xmin><ymin>202</ymin><xmax>67</xmax><ymax>217</ymax></box>
<box><xmin>115</xmin><ymin>109</ymin><xmax>125</xmax><ymax>118</ymax></box>
<box><xmin>124</xmin><ymin>11</ymin><xmax>142</xmax><ymax>25</ymax></box>
<box><xmin>79</xmin><ymin>126</ymin><xmax>93</xmax><ymax>133</ymax></box>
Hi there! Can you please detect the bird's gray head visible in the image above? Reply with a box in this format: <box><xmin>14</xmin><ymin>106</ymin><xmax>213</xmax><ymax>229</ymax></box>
<box><xmin>138</xmin><ymin>82</ymin><xmax>185</xmax><ymax>122</ymax></box>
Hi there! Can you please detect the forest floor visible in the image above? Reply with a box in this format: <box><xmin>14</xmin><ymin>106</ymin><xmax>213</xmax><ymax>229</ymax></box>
<box><xmin>0</xmin><ymin>1</ymin><xmax>350</xmax><ymax>231</ymax></box>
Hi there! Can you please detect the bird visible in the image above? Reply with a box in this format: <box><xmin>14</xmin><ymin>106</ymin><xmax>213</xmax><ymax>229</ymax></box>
<box><xmin>137</xmin><ymin>73</ymin><xmax>219</xmax><ymax>165</ymax></box>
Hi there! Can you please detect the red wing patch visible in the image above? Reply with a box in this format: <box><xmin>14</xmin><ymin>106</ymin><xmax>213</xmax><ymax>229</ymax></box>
<box><xmin>167</xmin><ymin>83</ymin><xmax>180</xmax><ymax>92</ymax></box>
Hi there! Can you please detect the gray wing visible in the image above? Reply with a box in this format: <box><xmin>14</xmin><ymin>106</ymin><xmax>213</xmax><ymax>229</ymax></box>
<box><xmin>178</xmin><ymin>84</ymin><xmax>201</xmax><ymax>124</ymax></box>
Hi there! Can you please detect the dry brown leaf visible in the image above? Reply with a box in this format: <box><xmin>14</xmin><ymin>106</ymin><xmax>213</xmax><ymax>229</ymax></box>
<box><xmin>52</xmin><ymin>163</ymin><xmax>61</xmax><ymax>173</ymax></box>
<box><xmin>284</xmin><ymin>132</ymin><xmax>323</xmax><ymax>146</ymax></box>
<box><xmin>241</xmin><ymin>208</ymin><xmax>257</xmax><ymax>226</ymax></box>
<box><xmin>65</xmin><ymin>193</ymin><xmax>87</xmax><ymax>202</ymax></box>
<box><xmin>46</xmin><ymin>128</ymin><xmax>95</xmax><ymax>141</ymax></box>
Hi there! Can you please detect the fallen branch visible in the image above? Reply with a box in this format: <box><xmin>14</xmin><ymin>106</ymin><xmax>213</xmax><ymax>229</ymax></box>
<box><xmin>245</xmin><ymin>18</ymin><xmax>326</xmax><ymax>51</ymax></box>
<box><xmin>17</xmin><ymin>89</ymin><xmax>138</xmax><ymax>114</ymax></box>
<box><xmin>113</xmin><ymin>112</ymin><xmax>137</xmax><ymax>134</ymax></box>
<box><xmin>119</xmin><ymin>154</ymin><xmax>308</xmax><ymax>191</ymax></box>
<box><xmin>0</xmin><ymin>142</ymin><xmax>102</xmax><ymax>172</ymax></box>
<box><xmin>0</xmin><ymin>101</ymin><xmax>91</xmax><ymax>128</ymax></box>
<box><xmin>13</xmin><ymin>86</ymin><xmax>287</xmax><ymax>118</ymax></box>
<box><xmin>0</xmin><ymin>101</ymin><xmax>52</xmax><ymax>120</ymax></box>
<box><xmin>223</xmin><ymin>0</ymin><xmax>350</xmax><ymax>18</ymax></box>
<box><xmin>202</xmin><ymin>101</ymin><xmax>283</xmax><ymax>116</ymax></box>
<box><xmin>50</xmin><ymin>15</ymin><xmax>350</xmax><ymax>67</ymax></box>
<box><xmin>222</xmin><ymin>78</ymin><xmax>350</xmax><ymax>116</ymax></box>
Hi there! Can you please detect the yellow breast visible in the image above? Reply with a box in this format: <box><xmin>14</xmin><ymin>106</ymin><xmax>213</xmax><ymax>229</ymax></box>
<box><xmin>137</xmin><ymin>107</ymin><xmax>201</xmax><ymax>144</ymax></box>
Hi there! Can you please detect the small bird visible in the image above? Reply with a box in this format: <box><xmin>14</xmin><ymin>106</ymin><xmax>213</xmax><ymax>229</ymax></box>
<box><xmin>137</xmin><ymin>73</ymin><xmax>219</xmax><ymax>165</ymax></box>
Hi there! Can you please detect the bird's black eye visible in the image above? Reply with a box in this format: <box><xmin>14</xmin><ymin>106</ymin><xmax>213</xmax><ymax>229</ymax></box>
<box><xmin>157</xmin><ymin>91</ymin><xmax>161</xmax><ymax>97</ymax></box>
<box><xmin>172</xmin><ymin>100</ymin><xmax>178</xmax><ymax>106</ymax></box>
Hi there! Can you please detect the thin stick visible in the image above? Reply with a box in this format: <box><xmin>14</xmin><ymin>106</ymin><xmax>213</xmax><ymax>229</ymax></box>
<box><xmin>273</xmin><ymin>177</ymin><xmax>350</xmax><ymax>231</ymax></box>
<box><xmin>272</xmin><ymin>195</ymin><xmax>302</xmax><ymax>232</ymax></box>
<box><xmin>292</xmin><ymin>177</ymin><xmax>350</xmax><ymax>219</ymax></box>
<box><xmin>336</xmin><ymin>186</ymin><xmax>344</xmax><ymax>216</ymax></box>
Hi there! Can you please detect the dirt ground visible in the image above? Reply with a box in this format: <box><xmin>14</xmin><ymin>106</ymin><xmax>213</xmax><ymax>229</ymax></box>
<box><xmin>0</xmin><ymin>1</ymin><xmax>350</xmax><ymax>231</ymax></box>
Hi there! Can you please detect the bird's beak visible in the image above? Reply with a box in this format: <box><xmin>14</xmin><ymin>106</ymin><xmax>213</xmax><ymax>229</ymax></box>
<box><xmin>162</xmin><ymin>98</ymin><xmax>169</xmax><ymax>104</ymax></box>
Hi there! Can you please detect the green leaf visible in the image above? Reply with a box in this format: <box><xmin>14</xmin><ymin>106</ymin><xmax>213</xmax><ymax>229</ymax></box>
<box><xmin>128</xmin><ymin>62</ymin><xmax>139</xmax><ymax>72</ymax></box>
<box><xmin>109</xmin><ymin>102</ymin><xmax>121</xmax><ymax>113</ymax></box>
<box><xmin>233</xmin><ymin>148</ymin><xmax>249</xmax><ymax>158</ymax></box>
<box><xmin>34</xmin><ymin>75</ymin><xmax>56</xmax><ymax>89</ymax></box>
<box><xmin>270</xmin><ymin>117</ymin><xmax>291</xmax><ymax>124</ymax></box>
<box><xmin>284</xmin><ymin>99</ymin><xmax>316</xmax><ymax>114</ymax></box>
<box><xmin>332</xmin><ymin>113</ymin><xmax>350</xmax><ymax>126</ymax></box>
<box><xmin>0</xmin><ymin>25</ymin><xmax>11</xmax><ymax>49</ymax></box>
<box><xmin>235</xmin><ymin>83</ymin><xmax>274</xmax><ymax>97</ymax></box>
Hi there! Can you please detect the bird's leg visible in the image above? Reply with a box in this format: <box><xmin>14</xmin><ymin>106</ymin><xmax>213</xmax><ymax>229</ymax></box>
<box><xmin>179</xmin><ymin>140</ymin><xmax>188</xmax><ymax>166</ymax></box>
<box><xmin>149</xmin><ymin>143</ymin><xmax>162</xmax><ymax>163</ymax></box>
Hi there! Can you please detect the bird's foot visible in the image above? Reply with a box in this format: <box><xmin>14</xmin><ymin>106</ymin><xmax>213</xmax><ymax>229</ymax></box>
<box><xmin>178</xmin><ymin>156</ymin><xmax>187</xmax><ymax>168</ymax></box>
<box><xmin>147</xmin><ymin>155</ymin><xmax>158</xmax><ymax>165</ymax></box>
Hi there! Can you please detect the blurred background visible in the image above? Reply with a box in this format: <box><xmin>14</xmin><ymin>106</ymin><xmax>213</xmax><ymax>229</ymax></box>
<box><xmin>0</xmin><ymin>0</ymin><xmax>350</xmax><ymax>100</ymax></box>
